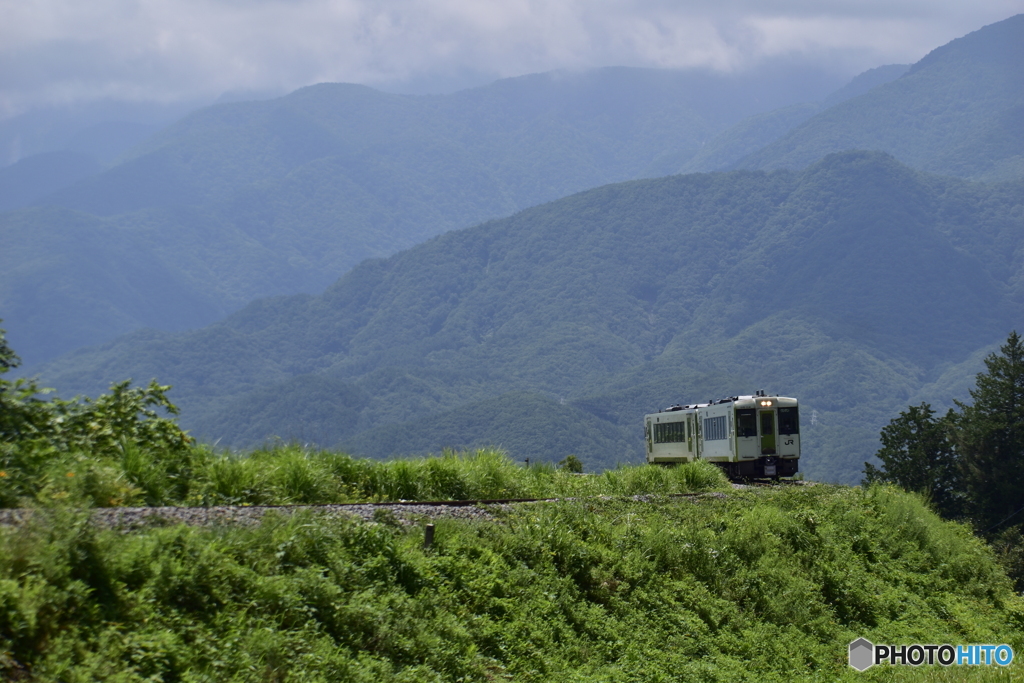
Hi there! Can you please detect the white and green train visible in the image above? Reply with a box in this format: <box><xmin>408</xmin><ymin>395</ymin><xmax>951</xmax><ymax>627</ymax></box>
<box><xmin>643</xmin><ymin>392</ymin><xmax>800</xmax><ymax>478</ymax></box>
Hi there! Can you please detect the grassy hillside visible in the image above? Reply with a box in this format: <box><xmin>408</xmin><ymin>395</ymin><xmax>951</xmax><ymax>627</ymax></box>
<box><xmin>2</xmin><ymin>481</ymin><xmax>1021</xmax><ymax>681</ymax></box>
<box><xmin>36</xmin><ymin>152</ymin><xmax>1024</xmax><ymax>483</ymax></box>
<box><xmin>2</xmin><ymin>67</ymin><xmax>843</xmax><ymax>367</ymax></box>
<box><xmin>739</xmin><ymin>15</ymin><xmax>1024</xmax><ymax>181</ymax></box>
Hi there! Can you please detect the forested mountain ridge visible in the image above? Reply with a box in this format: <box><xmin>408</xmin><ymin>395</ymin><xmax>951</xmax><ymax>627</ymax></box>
<box><xmin>738</xmin><ymin>14</ymin><xmax>1024</xmax><ymax>181</ymax></box>
<box><xmin>675</xmin><ymin>64</ymin><xmax>910</xmax><ymax>175</ymax></box>
<box><xmin>2</xmin><ymin>66</ymin><xmax>846</xmax><ymax>366</ymax></box>
<box><xmin>6</xmin><ymin>13</ymin><xmax>1019</xmax><ymax>367</ymax></box>
<box><xmin>59</xmin><ymin>67</ymin><xmax>836</xmax><ymax>215</ymax></box>
<box><xmin>36</xmin><ymin>152</ymin><xmax>1024</xmax><ymax>482</ymax></box>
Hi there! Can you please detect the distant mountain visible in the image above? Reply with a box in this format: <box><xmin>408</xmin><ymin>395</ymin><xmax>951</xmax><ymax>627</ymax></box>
<box><xmin>739</xmin><ymin>14</ymin><xmax>1024</xmax><ymax>181</ymax></box>
<box><xmin>0</xmin><ymin>152</ymin><xmax>99</xmax><ymax>212</ymax></box>
<box><xmin>37</xmin><ymin>152</ymin><xmax>1024</xmax><ymax>482</ymax></box>
<box><xmin>1</xmin><ymin>66</ymin><xmax>847</xmax><ymax>365</ymax></box>
<box><xmin>0</xmin><ymin>99</ymin><xmax>203</xmax><ymax>167</ymax></box>
<box><xmin>818</xmin><ymin>64</ymin><xmax>910</xmax><ymax>109</ymax></box>
<box><xmin>676</xmin><ymin>64</ymin><xmax>910</xmax><ymax>175</ymax></box>
<box><xmin>676</xmin><ymin>103</ymin><xmax>820</xmax><ymax>174</ymax></box>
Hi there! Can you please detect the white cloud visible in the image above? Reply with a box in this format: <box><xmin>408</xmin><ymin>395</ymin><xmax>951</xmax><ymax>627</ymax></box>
<box><xmin>0</xmin><ymin>0</ymin><xmax>1019</xmax><ymax>116</ymax></box>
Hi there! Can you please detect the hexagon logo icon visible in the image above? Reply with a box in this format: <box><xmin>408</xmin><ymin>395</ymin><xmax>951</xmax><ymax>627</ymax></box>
<box><xmin>849</xmin><ymin>638</ymin><xmax>874</xmax><ymax>671</ymax></box>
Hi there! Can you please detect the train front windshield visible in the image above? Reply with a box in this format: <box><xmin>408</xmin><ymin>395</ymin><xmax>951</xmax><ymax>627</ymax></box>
<box><xmin>778</xmin><ymin>407</ymin><xmax>799</xmax><ymax>435</ymax></box>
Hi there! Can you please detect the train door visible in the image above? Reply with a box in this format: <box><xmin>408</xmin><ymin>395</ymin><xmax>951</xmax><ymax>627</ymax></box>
<box><xmin>736</xmin><ymin>408</ymin><xmax>757</xmax><ymax>458</ymax></box>
<box><xmin>759</xmin><ymin>410</ymin><xmax>776</xmax><ymax>455</ymax></box>
<box><xmin>694</xmin><ymin>413</ymin><xmax>702</xmax><ymax>458</ymax></box>
<box><xmin>687</xmin><ymin>414</ymin><xmax>693</xmax><ymax>454</ymax></box>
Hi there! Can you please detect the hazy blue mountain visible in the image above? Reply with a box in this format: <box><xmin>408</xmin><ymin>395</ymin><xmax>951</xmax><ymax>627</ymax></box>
<box><xmin>45</xmin><ymin>67</ymin><xmax>846</xmax><ymax>216</ymax></box>
<box><xmin>0</xmin><ymin>99</ymin><xmax>205</xmax><ymax>167</ymax></box>
<box><xmin>818</xmin><ymin>64</ymin><xmax>910</xmax><ymax>109</ymax></box>
<box><xmin>739</xmin><ymin>14</ymin><xmax>1024</xmax><ymax>181</ymax></box>
<box><xmin>0</xmin><ymin>152</ymin><xmax>100</xmax><ymax>211</ymax></box>
<box><xmin>676</xmin><ymin>103</ymin><xmax>820</xmax><ymax>174</ymax></box>
<box><xmin>3</xmin><ymin>66</ymin><xmax>849</xmax><ymax>365</ymax></box>
<box><xmin>655</xmin><ymin>63</ymin><xmax>910</xmax><ymax>176</ymax></box>
<box><xmin>35</xmin><ymin>152</ymin><xmax>1024</xmax><ymax>483</ymax></box>
<box><xmin>60</xmin><ymin>121</ymin><xmax>162</xmax><ymax>165</ymax></box>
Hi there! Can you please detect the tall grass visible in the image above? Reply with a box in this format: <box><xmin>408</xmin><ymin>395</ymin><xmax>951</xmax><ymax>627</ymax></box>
<box><xmin>186</xmin><ymin>446</ymin><xmax>729</xmax><ymax>506</ymax></box>
<box><xmin>2</xmin><ymin>441</ymin><xmax>729</xmax><ymax>508</ymax></box>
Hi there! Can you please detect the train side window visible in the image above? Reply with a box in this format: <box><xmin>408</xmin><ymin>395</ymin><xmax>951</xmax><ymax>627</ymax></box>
<box><xmin>703</xmin><ymin>415</ymin><xmax>727</xmax><ymax>441</ymax></box>
<box><xmin>736</xmin><ymin>409</ymin><xmax>757</xmax><ymax>437</ymax></box>
<box><xmin>654</xmin><ymin>421</ymin><xmax>686</xmax><ymax>443</ymax></box>
<box><xmin>778</xmin><ymin>407</ymin><xmax>800</xmax><ymax>435</ymax></box>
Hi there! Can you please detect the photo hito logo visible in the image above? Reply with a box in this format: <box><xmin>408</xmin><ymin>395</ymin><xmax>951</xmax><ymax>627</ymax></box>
<box><xmin>849</xmin><ymin>638</ymin><xmax>1014</xmax><ymax>671</ymax></box>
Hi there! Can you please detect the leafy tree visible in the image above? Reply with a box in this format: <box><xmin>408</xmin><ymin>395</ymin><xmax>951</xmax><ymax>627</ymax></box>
<box><xmin>0</xmin><ymin>322</ymin><xmax>195</xmax><ymax>506</ymax></box>
<box><xmin>0</xmin><ymin>321</ymin><xmax>52</xmax><ymax>444</ymax></box>
<box><xmin>863</xmin><ymin>403</ymin><xmax>963</xmax><ymax>518</ymax></box>
<box><xmin>558</xmin><ymin>454</ymin><xmax>584</xmax><ymax>473</ymax></box>
<box><xmin>0</xmin><ymin>322</ymin><xmax>17</xmax><ymax>372</ymax></box>
<box><xmin>953</xmin><ymin>331</ymin><xmax>1024</xmax><ymax>531</ymax></box>
<box><xmin>866</xmin><ymin>332</ymin><xmax>1024</xmax><ymax>528</ymax></box>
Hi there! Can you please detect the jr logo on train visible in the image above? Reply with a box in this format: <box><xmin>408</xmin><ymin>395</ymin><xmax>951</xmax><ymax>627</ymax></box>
<box><xmin>644</xmin><ymin>392</ymin><xmax>800</xmax><ymax>479</ymax></box>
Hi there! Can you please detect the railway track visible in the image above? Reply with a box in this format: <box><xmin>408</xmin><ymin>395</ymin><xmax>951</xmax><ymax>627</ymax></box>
<box><xmin>0</xmin><ymin>482</ymin><xmax>803</xmax><ymax>530</ymax></box>
<box><xmin>0</xmin><ymin>492</ymin><xmax>716</xmax><ymax>530</ymax></box>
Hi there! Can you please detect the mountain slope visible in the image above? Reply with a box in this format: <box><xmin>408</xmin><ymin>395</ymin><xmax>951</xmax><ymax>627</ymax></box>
<box><xmin>818</xmin><ymin>64</ymin><xmax>910</xmax><ymax>109</ymax></box>
<box><xmin>36</xmin><ymin>152</ymin><xmax>1024</xmax><ymax>483</ymax></box>
<box><xmin>739</xmin><ymin>14</ymin><xmax>1024</xmax><ymax>181</ymax></box>
<box><xmin>676</xmin><ymin>64</ymin><xmax>910</xmax><ymax>175</ymax></box>
<box><xmin>677</xmin><ymin>103</ymin><xmax>820</xmax><ymax>174</ymax></box>
<box><xmin>0</xmin><ymin>152</ymin><xmax>100</xmax><ymax>212</ymax></box>
<box><xmin>3</xmin><ymin>67</ymin><xmax>848</xmax><ymax>366</ymax></box>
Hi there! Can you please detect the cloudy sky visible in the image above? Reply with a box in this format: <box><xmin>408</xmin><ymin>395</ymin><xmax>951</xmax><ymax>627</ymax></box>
<box><xmin>1</xmin><ymin>0</ymin><xmax>1021</xmax><ymax>118</ymax></box>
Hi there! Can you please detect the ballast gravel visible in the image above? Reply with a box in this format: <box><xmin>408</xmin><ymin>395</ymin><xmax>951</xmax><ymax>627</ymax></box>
<box><xmin>0</xmin><ymin>502</ymin><xmax>513</xmax><ymax>531</ymax></box>
<box><xmin>0</xmin><ymin>490</ymin><xmax>754</xmax><ymax>532</ymax></box>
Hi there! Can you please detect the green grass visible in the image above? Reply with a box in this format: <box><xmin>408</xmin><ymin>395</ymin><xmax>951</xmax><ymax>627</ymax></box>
<box><xmin>1</xmin><ymin>443</ymin><xmax>729</xmax><ymax>508</ymax></box>
<box><xmin>1</xmin><ymin>484</ymin><xmax>1021</xmax><ymax>681</ymax></box>
<box><xmin>189</xmin><ymin>445</ymin><xmax>730</xmax><ymax>506</ymax></box>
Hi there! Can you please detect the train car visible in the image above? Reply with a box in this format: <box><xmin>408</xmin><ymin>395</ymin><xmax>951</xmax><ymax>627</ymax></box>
<box><xmin>643</xmin><ymin>391</ymin><xmax>800</xmax><ymax>478</ymax></box>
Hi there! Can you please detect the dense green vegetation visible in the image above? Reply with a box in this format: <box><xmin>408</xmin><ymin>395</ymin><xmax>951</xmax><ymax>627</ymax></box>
<box><xmin>0</xmin><ymin>324</ymin><xmax>196</xmax><ymax>509</ymax></box>
<box><xmin>740</xmin><ymin>15</ymin><xmax>1024</xmax><ymax>181</ymax></box>
<box><xmin>866</xmin><ymin>332</ymin><xmax>1024</xmax><ymax>590</ymax></box>
<box><xmin>866</xmin><ymin>331</ymin><xmax>1024</xmax><ymax>525</ymax></box>
<box><xmin>2</xmin><ymin>437</ymin><xmax>728</xmax><ymax>509</ymax></box>
<box><xmin>3</xmin><ymin>67</ymin><xmax>842</xmax><ymax>367</ymax></box>
<box><xmin>36</xmin><ymin>152</ymin><xmax>1024</xmax><ymax>483</ymax></box>
<box><xmin>2</xmin><ymin>484</ymin><xmax>1022</xmax><ymax>681</ymax></box>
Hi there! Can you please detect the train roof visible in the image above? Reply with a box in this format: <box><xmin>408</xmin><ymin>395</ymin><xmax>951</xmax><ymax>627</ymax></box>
<box><xmin>648</xmin><ymin>393</ymin><xmax>797</xmax><ymax>416</ymax></box>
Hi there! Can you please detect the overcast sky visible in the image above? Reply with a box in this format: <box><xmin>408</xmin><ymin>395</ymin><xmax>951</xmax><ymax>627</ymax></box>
<box><xmin>1</xmin><ymin>0</ymin><xmax>1021</xmax><ymax>118</ymax></box>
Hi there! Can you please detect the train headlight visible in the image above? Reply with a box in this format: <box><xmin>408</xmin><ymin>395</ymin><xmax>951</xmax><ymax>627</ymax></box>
<box><xmin>760</xmin><ymin>400</ymin><xmax>773</xmax><ymax>407</ymax></box>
